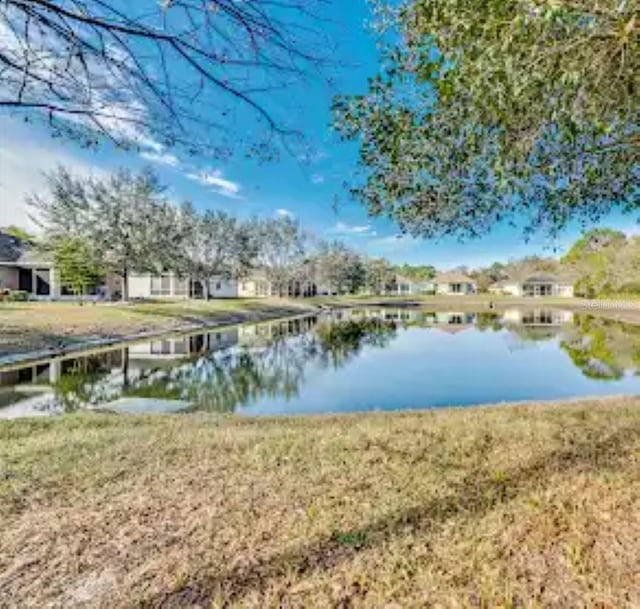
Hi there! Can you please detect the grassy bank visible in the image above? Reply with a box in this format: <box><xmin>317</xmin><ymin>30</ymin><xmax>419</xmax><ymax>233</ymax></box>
<box><xmin>3</xmin><ymin>295</ymin><xmax>640</xmax><ymax>362</ymax></box>
<box><xmin>0</xmin><ymin>299</ymin><xmax>314</xmax><ymax>360</ymax></box>
<box><xmin>2</xmin><ymin>397</ymin><xmax>640</xmax><ymax>607</ymax></box>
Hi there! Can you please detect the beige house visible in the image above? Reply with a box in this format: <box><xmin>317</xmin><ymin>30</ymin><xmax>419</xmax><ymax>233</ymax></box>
<box><xmin>489</xmin><ymin>273</ymin><xmax>574</xmax><ymax>298</ymax></box>
<box><xmin>434</xmin><ymin>272</ymin><xmax>477</xmax><ymax>295</ymax></box>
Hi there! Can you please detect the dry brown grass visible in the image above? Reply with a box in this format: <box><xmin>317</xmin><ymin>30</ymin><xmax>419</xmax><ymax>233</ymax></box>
<box><xmin>1</xmin><ymin>397</ymin><xmax>640</xmax><ymax>607</ymax></box>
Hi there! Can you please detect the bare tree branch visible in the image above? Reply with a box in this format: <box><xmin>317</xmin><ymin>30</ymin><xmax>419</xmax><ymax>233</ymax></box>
<box><xmin>0</xmin><ymin>0</ymin><xmax>336</xmax><ymax>157</ymax></box>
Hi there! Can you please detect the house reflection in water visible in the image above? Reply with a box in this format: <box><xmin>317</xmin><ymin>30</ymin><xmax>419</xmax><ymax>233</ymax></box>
<box><xmin>502</xmin><ymin>308</ymin><xmax>573</xmax><ymax>326</ymax></box>
<box><xmin>0</xmin><ymin>317</ymin><xmax>320</xmax><ymax>418</ymax></box>
<box><xmin>128</xmin><ymin>328</ymin><xmax>240</xmax><ymax>364</ymax></box>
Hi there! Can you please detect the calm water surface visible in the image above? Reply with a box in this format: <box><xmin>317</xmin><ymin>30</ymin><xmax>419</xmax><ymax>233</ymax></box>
<box><xmin>2</xmin><ymin>307</ymin><xmax>640</xmax><ymax>418</ymax></box>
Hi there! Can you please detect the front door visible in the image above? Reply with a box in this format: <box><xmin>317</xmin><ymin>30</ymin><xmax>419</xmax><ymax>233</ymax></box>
<box><xmin>18</xmin><ymin>268</ymin><xmax>32</xmax><ymax>292</ymax></box>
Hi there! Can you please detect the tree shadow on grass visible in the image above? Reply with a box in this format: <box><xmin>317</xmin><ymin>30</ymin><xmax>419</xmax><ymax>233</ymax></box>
<box><xmin>144</xmin><ymin>422</ymin><xmax>640</xmax><ymax>608</ymax></box>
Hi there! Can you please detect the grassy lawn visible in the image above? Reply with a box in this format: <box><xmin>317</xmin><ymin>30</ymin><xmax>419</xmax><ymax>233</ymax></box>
<box><xmin>1</xmin><ymin>398</ymin><xmax>640</xmax><ymax>607</ymax></box>
<box><xmin>0</xmin><ymin>299</ymin><xmax>314</xmax><ymax>358</ymax></box>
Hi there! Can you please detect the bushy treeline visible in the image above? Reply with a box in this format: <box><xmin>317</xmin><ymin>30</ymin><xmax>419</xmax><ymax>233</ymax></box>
<box><xmin>26</xmin><ymin>167</ymin><xmax>406</xmax><ymax>299</ymax></box>
<box><xmin>471</xmin><ymin>228</ymin><xmax>640</xmax><ymax>297</ymax></box>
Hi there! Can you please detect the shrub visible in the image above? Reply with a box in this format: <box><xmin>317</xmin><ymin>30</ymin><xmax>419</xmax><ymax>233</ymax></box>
<box><xmin>615</xmin><ymin>282</ymin><xmax>640</xmax><ymax>296</ymax></box>
<box><xmin>7</xmin><ymin>290</ymin><xmax>30</xmax><ymax>302</ymax></box>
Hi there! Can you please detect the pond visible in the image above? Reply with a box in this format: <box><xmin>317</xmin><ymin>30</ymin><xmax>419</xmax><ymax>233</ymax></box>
<box><xmin>2</xmin><ymin>307</ymin><xmax>640</xmax><ymax>419</ymax></box>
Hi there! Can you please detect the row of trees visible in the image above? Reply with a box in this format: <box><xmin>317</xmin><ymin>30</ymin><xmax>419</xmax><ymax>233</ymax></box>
<box><xmin>29</xmin><ymin>167</ymin><xmax>403</xmax><ymax>300</ymax></box>
<box><xmin>469</xmin><ymin>228</ymin><xmax>640</xmax><ymax>298</ymax></box>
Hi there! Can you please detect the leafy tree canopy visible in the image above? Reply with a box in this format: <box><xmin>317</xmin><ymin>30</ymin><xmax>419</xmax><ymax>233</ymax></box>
<box><xmin>562</xmin><ymin>228</ymin><xmax>627</xmax><ymax>262</ymax></box>
<box><xmin>395</xmin><ymin>264</ymin><xmax>436</xmax><ymax>280</ymax></box>
<box><xmin>334</xmin><ymin>0</ymin><xmax>640</xmax><ymax>239</ymax></box>
<box><xmin>52</xmin><ymin>236</ymin><xmax>104</xmax><ymax>299</ymax></box>
<box><xmin>1</xmin><ymin>225</ymin><xmax>36</xmax><ymax>242</ymax></box>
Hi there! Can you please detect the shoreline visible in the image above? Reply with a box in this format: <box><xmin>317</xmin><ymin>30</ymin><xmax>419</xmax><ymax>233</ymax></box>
<box><xmin>0</xmin><ymin>302</ymin><xmax>318</xmax><ymax>370</ymax></box>
<box><xmin>2</xmin><ymin>295</ymin><xmax>640</xmax><ymax>370</ymax></box>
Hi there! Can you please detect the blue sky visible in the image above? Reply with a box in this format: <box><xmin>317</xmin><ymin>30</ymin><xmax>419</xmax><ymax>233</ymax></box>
<box><xmin>0</xmin><ymin>0</ymin><xmax>636</xmax><ymax>269</ymax></box>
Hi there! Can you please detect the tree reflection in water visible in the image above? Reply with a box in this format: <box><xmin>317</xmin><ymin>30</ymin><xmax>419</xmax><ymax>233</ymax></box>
<box><xmin>38</xmin><ymin>311</ymin><xmax>640</xmax><ymax>413</ymax></box>
<box><xmin>49</xmin><ymin>316</ymin><xmax>398</xmax><ymax>414</ymax></box>
<box><xmin>561</xmin><ymin>315</ymin><xmax>640</xmax><ymax>380</ymax></box>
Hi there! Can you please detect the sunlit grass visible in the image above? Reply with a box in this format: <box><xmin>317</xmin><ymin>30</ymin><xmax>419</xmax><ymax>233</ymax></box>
<box><xmin>1</xmin><ymin>397</ymin><xmax>640</xmax><ymax>607</ymax></box>
<box><xmin>0</xmin><ymin>299</ymin><xmax>313</xmax><ymax>357</ymax></box>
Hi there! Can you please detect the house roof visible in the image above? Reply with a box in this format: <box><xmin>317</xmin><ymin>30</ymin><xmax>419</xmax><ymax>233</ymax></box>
<box><xmin>0</xmin><ymin>232</ymin><xmax>21</xmax><ymax>263</ymax></box>
<box><xmin>521</xmin><ymin>272</ymin><xmax>576</xmax><ymax>285</ymax></box>
<box><xmin>435</xmin><ymin>271</ymin><xmax>476</xmax><ymax>284</ymax></box>
<box><xmin>522</xmin><ymin>272</ymin><xmax>559</xmax><ymax>284</ymax></box>
<box><xmin>0</xmin><ymin>231</ymin><xmax>52</xmax><ymax>267</ymax></box>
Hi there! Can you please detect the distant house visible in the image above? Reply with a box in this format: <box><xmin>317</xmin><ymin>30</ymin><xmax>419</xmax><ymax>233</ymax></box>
<box><xmin>488</xmin><ymin>273</ymin><xmax>574</xmax><ymax>298</ymax></box>
<box><xmin>488</xmin><ymin>279</ymin><xmax>520</xmax><ymax>296</ymax></box>
<box><xmin>434</xmin><ymin>272</ymin><xmax>477</xmax><ymax>295</ymax></box>
<box><xmin>126</xmin><ymin>271</ymin><xmax>318</xmax><ymax>299</ymax></box>
<box><xmin>0</xmin><ymin>231</ymin><xmax>60</xmax><ymax>299</ymax></box>
<box><xmin>394</xmin><ymin>274</ymin><xmax>436</xmax><ymax>296</ymax></box>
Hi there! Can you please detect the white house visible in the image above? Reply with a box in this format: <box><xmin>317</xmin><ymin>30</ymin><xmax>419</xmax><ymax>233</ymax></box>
<box><xmin>489</xmin><ymin>273</ymin><xmax>574</xmax><ymax>298</ymax></box>
<box><xmin>434</xmin><ymin>272</ymin><xmax>477</xmax><ymax>295</ymax></box>
<box><xmin>394</xmin><ymin>274</ymin><xmax>436</xmax><ymax>296</ymax></box>
<box><xmin>126</xmin><ymin>272</ymin><xmax>318</xmax><ymax>299</ymax></box>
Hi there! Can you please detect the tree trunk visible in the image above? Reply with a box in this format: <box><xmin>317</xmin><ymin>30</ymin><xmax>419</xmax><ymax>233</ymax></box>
<box><xmin>122</xmin><ymin>347</ymin><xmax>130</xmax><ymax>389</ymax></box>
<box><xmin>121</xmin><ymin>266</ymin><xmax>129</xmax><ymax>301</ymax></box>
<box><xmin>202</xmin><ymin>278</ymin><xmax>210</xmax><ymax>300</ymax></box>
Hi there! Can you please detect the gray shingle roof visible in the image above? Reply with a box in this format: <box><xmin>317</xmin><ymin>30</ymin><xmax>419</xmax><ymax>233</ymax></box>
<box><xmin>0</xmin><ymin>232</ymin><xmax>52</xmax><ymax>266</ymax></box>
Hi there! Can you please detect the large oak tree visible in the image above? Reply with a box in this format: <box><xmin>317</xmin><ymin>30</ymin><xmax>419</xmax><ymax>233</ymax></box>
<box><xmin>334</xmin><ymin>0</ymin><xmax>639</xmax><ymax>239</ymax></box>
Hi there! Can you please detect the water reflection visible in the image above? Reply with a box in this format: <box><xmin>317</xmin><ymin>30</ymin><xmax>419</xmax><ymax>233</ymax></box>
<box><xmin>2</xmin><ymin>308</ymin><xmax>640</xmax><ymax>418</ymax></box>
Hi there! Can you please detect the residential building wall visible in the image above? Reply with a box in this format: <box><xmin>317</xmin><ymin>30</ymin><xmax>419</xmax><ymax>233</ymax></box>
<box><xmin>556</xmin><ymin>284</ymin><xmax>574</xmax><ymax>298</ymax></box>
<box><xmin>127</xmin><ymin>273</ymin><xmax>316</xmax><ymax>300</ymax></box>
<box><xmin>0</xmin><ymin>266</ymin><xmax>19</xmax><ymax>290</ymax></box>
<box><xmin>127</xmin><ymin>273</ymin><xmax>190</xmax><ymax>299</ymax></box>
<box><xmin>207</xmin><ymin>278</ymin><xmax>239</xmax><ymax>298</ymax></box>
<box><xmin>436</xmin><ymin>282</ymin><xmax>476</xmax><ymax>295</ymax></box>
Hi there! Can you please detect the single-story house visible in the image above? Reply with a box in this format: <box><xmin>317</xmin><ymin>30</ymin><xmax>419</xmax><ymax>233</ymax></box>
<box><xmin>434</xmin><ymin>272</ymin><xmax>477</xmax><ymax>295</ymax></box>
<box><xmin>394</xmin><ymin>274</ymin><xmax>436</xmax><ymax>296</ymax></box>
<box><xmin>488</xmin><ymin>274</ymin><xmax>574</xmax><ymax>298</ymax></box>
<box><xmin>488</xmin><ymin>279</ymin><xmax>520</xmax><ymax>296</ymax></box>
<box><xmin>0</xmin><ymin>231</ymin><xmax>60</xmax><ymax>299</ymax></box>
<box><xmin>126</xmin><ymin>271</ymin><xmax>318</xmax><ymax>299</ymax></box>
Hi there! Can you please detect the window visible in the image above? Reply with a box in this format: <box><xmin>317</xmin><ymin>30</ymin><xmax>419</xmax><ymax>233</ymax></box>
<box><xmin>215</xmin><ymin>281</ymin><xmax>222</xmax><ymax>290</ymax></box>
<box><xmin>451</xmin><ymin>283</ymin><xmax>463</xmax><ymax>294</ymax></box>
<box><xmin>151</xmin><ymin>274</ymin><xmax>171</xmax><ymax>296</ymax></box>
<box><xmin>174</xmin><ymin>278</ymin><xmax>188</xmax><ymax>296</ymax></box>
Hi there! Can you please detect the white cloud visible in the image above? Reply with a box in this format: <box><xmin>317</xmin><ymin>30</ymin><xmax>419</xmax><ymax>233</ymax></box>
<box><xmin>332</xmin><ymin>221</ymin><xmax>374</xmax><ymax>235</ymax></box>
<box><xmin>367</xmin><ymin>234</ymin><xmax>420</xmax><ymax>253</ymax></box>
<box><xmin>622</xmin><ymin>223</ymin><xmax>640</xmax><ymax>238</ymax></box>
<box><xmin>311</xmin><ymin>173</ymin><xmax>325</xmax><ymax>185</ymax></box>
<box><xmin>0</xmin><ymin>119</ymin><xmax>107</xmax><ymax>230</ymax></box>
<box><xmin>140</xmin><ymin>150</ymin><xmax>180</xmax><ymax>167</ymax></box>
<box><xmin>186</xmin><ymin>169</ymin><xmax>242</xmax><ymax>199</ymax></box>
<box><xmin>297</xmin><ymin>149</ymin><xmax>329</xmax><ymax>164</ymax></box>
<box><xmin>276</xmin><ymin>208</ymin><xmax>294</xmax><ymax>218</ymax></box>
